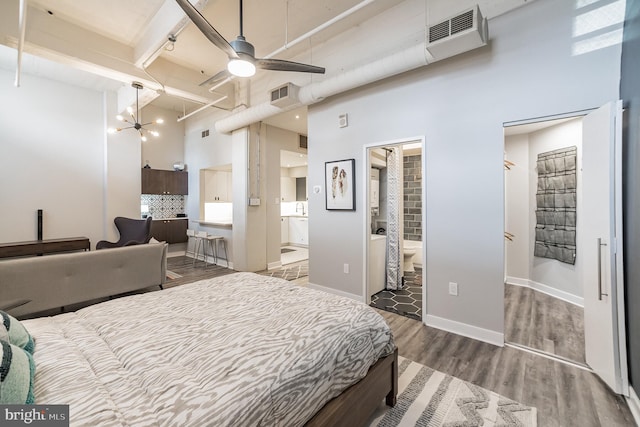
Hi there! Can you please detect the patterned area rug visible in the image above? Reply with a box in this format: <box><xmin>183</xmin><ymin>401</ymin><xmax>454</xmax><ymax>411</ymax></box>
<box><xmin>259</xmin><ymin>261</ymin><xmax>309</xmax><ymax>281</ymax></box>
<box><xmin>368</xmin><ymin>357</ymin><xmax>537</xmax><ymax>426</ymax></box>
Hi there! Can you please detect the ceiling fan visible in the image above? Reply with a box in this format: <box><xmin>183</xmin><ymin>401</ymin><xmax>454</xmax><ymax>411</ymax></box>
<box><xmin>175</xmin><ymin>0</ymin><xmax>325</xmax><ymax>82</ymax></box>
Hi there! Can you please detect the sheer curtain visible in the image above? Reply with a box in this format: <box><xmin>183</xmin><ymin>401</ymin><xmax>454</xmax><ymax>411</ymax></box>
<box><xmin>386</xmin><ymin>146</ymin><xmax>403</xmax><ymax>290</ymax></box>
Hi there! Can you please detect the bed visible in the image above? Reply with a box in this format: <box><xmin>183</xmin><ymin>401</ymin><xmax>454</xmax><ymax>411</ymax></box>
<box><xmin>19</xmin><ymin>272</ymin><xmax>397</xmax><ymax>426</ymax></box>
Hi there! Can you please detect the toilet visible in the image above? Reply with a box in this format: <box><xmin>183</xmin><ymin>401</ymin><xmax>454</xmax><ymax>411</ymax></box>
<box><xmin>403</xmin><ymin>248</ymin><xmax>416</xmax><ymax>272</ymax></box>
<box><xmin>403</xmin><ymin>240</ymin><xmax>422</xmax><ymax>273</ymax></box>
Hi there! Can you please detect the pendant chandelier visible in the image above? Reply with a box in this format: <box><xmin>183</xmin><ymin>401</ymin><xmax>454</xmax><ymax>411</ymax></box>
<box><xmin>107</xmin><ymin>82</ymin><xmax>163</xmax><ymax>142</ymax></box>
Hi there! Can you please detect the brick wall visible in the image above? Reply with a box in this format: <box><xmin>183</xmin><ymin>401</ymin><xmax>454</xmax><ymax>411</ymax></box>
<box><xmin>403</xmin><ymin>154</ymin><xmax>422</xmax><ymax>241</ymax></box>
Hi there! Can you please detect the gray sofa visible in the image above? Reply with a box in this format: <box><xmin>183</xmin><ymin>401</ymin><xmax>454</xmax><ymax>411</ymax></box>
<box><xmin>0</xmin><ymin>243</ymin><xmax>167</xmax><ymax>318</ymax></box>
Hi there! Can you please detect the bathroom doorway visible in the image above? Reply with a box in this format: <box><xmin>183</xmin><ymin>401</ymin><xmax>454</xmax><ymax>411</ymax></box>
<box><xmin>363</xmin><ymin>137</ymin><xmax>426</xmax><ymax>321</ymax></box>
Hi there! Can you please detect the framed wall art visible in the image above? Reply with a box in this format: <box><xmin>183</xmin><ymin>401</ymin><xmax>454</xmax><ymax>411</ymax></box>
<box><xmin>325</xmin><ymin>159</ymin><xmax>355</xmax><ymax>210</ymax></box>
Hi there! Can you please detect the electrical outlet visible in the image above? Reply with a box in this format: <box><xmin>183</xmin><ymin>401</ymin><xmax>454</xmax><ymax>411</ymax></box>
<box><xmin>449</xmin><ymin>282</ymin><xmax>458</xmax><ymax>296</ymax></box>
<box><xmin>344</xmin><ymin>263</ymin><xmax>350</xmax><ymax>274</ymax></box>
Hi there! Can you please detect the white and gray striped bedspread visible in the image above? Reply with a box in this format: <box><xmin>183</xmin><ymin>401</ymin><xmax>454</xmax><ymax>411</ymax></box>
<box><xmin>23</xmin><ymin>272</ymin><xmax>395</xmax><ymax>426</ymax></box>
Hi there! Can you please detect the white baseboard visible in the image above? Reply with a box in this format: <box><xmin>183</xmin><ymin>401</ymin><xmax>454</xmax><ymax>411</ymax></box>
<box><xmin>185</xmin><ymin>253</ymin><xmax>233</xmax><ymax>269</ymax></box>
<box><xmin>506</xmin><ymin>276</ymin><xmax>584</xmax><ymax>307</ymax></box>
<box><xmin>307</xmin><ymin>283</ymin><xmax>363</xmax><ymax>302</ymax></box>
<box><xmin>267</xmin><ymin>261</ymin><xmax>282</xmax><ymax>270</ymax></box>
<box><xmin>627</xmin><ymin>386</ymin><xmax>640</xmax><ymax>427</ymax></box>
<box><xmin>425</xmin><ymin>314</ymin><xmax>504</xmax><ymax>347</ymax></box>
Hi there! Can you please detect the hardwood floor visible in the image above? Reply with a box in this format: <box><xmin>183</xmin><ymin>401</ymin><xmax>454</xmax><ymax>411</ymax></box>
<box><xmin>164</xmin><ymin>255</ymin><xmax>236</xmax><ymax>287</ymax></box>
<box><xmin>378</xmin><ymin>310</ymin><xmax>634</xmax><ymax>427</ymax></box>
<box><xmin>163</xmin><ymin>256</ymin><xmax>635</xmax><ymax>427</ymax></box>
<box><xmin>505</xmin><ymin>283</ymin><xmax>586</xmax><ymax>364</ymax></box>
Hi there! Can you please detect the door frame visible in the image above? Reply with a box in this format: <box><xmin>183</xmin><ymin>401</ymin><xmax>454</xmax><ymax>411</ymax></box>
<box><xmin>361</xmin><ymin>136</ymin><xmax>426</xmax><ymax>321</ymax></box>
<box><xmin>502</xmin><ymin>105</ymin><xmax>629</xmax><ymax>395</ymax></box>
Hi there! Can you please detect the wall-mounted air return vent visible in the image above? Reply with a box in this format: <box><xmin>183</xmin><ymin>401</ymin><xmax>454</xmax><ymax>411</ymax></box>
<box><xmin>426</xmin><ymin>5</ymin><xmax>488</xmax><ymax>62</ymax></box>
<box><xmin>270</xmin><ymin>82</ymin><xmax>300</xmax><ymax>108</ymax></box>
<box><xmin>299</xmin><ymin>135</ymin><xmax>308</xmax><ymax>149</ymax></box>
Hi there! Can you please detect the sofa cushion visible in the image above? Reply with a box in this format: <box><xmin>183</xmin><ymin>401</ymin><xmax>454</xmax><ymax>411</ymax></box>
<box><xmin>0</xmin><ymin>339</ymin><xmax>35</xmax><ymax>404</ymax></box>
<box><xmin>0</xmin><ymin>311</ymin><xmax>34</xmax><ymax>353</ymax></box>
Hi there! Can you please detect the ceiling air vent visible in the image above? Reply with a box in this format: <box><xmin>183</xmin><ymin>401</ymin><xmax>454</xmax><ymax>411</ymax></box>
<box><xmin>429</xmin><ymin>21</ymin><xmax>450</xmax><ymax>43</ymax></box>
<box><xmin>426</xmin><ymin>5</ymin><xmax>488</xmax><ymax>62</ymax></box>
<box><xmin>270</xmin><ymin>82</ymin><xmax>300</xmax><ymax>108</ymax></box>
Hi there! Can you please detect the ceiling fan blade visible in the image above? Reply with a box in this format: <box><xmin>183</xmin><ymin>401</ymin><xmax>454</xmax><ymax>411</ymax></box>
<box><xmin>199</xmin><ymin>69</ymin><xmax>231</xmax><ymax>86</ymax></box>
<box><xmin>256</xmin><ymin>58</ymin><xmax>325</xmax><ymax>74</ymax></box>
<box><xmin>175</xmin><ymin>0</ymin><xmax>239</xmax><ymax>59</ymax></box>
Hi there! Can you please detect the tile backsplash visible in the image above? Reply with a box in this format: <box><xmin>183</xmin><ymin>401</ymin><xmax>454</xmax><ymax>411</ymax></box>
<box><xmin>141</xmin><ymin>195</ymin><xmax>185</xmax><ymax>219</ymax></box>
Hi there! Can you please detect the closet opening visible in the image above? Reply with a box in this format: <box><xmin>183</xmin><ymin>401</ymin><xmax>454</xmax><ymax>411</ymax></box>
<box><xmin>503</xmin><ymin>114</ymin><xmax>587</xmax><ymax>365</ymax></box>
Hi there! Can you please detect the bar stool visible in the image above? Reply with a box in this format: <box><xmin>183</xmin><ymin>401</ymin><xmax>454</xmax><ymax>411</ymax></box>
<box><xmin>193</xmin><ymin>230</ymin><xmax>208</xmax><ymax>267</ymax></box>
<box><xmin>185</xmin><ymin>229</ymin><xmax>197</xmax><ymax>263</ymax></box>
<box><xmin>204</xmin><ymin>235</ymin><xmax>228</xmax><ymax>268</ymax></box>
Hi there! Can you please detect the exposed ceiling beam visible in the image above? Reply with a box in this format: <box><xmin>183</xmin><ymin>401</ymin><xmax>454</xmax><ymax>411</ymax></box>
<box><xmin>133</xmin><ymin>0</ymin><xmax>208</xmax><ymax>69</ymax></box>
<box><xmin>0</xmin><ymin>1</ymin><xmax>220</xmax><ymax>108</ymax></box>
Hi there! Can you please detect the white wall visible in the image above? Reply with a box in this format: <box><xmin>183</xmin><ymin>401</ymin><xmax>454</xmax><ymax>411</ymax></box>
<box><xmin>0</xmin><ymin>69</ymin><xmax>139</xmax><ymax>248</ymax></box>
<box><xmin>140</xmin><ymin>104</ymin><xmax>185</xmax><ymax>170</ymax></box>
<box><xmin>183</xmin><ymin>111</ymin><xmax>233</xmax><ymax>221</ymax></box>
<box><xmin>306</xmin><ymin>0</ymin><xmax>621</xmax><ymax>340</ymax></box>
<box><xmin>505</xmin><ymin>134</ymin><xmax>530</xmax><ymax>280</ymax></box>
<box><xmin>506</xmin><ymin>118</ymin><xmax>584</xmax><ymax>303</ymax></box>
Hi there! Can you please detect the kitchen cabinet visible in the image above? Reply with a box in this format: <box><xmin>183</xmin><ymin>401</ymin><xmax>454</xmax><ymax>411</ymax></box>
<box><xmin>288</xmin><ymin>217</ymin><xmax>308</xmax><ymax>246</ymax></box>
<box><xmin>150</xmin><ymin>219</ymin><xmax>188</xmax><ymax>244</ymax></box>
<box><xmin>281</xmin><ymin>217</ymin><xmax>289</xmax><ymax>244</ymax></box>
<box><xmin>205</xmin><ymin>170</ymin><xmax>232</xmax><ymax>202</ymax></box>
<box><xmin>369</xmin><ymin>235</ymin><xmax>386</xmax><ymax>295</ymax></box>
<box><xmin>142</xmin><ymin>169</ymin><xmax>188</xmax><ymax>195</ymax></box>
<box><xmin>280</xmin><ymin>177</ymin><xmax>296</xmax><ymax>202</ymax></box>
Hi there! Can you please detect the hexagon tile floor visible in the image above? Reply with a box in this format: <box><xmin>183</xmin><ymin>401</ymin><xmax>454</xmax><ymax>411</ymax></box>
<box><xmin>370</xmin><ymin>268</ymin><xmax>422</xmax><ymax>321</ymax></box>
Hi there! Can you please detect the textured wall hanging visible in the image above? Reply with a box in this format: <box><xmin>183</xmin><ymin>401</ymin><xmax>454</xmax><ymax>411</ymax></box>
<box><xmin>534</xmin><ymin>146</ymin><xmax>577</xmax><ymax>265</ymax></box>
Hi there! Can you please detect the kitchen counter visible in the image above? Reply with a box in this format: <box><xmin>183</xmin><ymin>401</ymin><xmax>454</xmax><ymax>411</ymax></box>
<box><xmin>192</xmin><ymin>219</ymin><xmax>232</xmax><ymax>228</ymax></box>
<box><xmin>146</xmin><ymin>217</ymin><xmax>188</xmax><ymax>221</ymax></box>
<box><xmin>281</xmin><ymin>214</ymin><xmax>309</xmax><ymax>218</ymax></box>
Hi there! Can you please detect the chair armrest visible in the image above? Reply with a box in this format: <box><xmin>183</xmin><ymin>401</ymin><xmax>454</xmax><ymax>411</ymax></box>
<box><xmin>96</xmin><ymin>240</ymin><xmax>118</xmax><ymax>250</ymax></box>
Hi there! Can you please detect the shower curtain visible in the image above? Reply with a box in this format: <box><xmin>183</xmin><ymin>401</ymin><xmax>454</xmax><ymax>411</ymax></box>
<box><xmin>386</xmin><ymin>146</ymin><xmax>403</xmax><ymax>290</ymax></box>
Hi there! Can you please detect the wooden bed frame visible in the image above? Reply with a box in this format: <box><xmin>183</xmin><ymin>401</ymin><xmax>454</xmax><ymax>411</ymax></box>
<box><xmin>305</xmin><ymin>347</ymin><xmax>398</xmax><ymax>427</ymax></box>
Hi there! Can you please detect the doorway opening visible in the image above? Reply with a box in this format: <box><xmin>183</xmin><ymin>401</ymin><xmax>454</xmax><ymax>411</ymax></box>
<box><xmin>504</xmin><ymin>114</ymin><xmax>587</xmax><ymax>365</ymax></box>
<box><xmin>364</xmin><ymin>137</ymin><xmax>425</xmax><ymax>322</ymax></box>
<box><xmin>504</xmin><ymin>102</ymin><xmax>628</xmax><ymax>395</ymax></box>
<box><xmin>280</xmin><ymin>149</ymin><xmax>309</xmax><ymax>266</ymax></box>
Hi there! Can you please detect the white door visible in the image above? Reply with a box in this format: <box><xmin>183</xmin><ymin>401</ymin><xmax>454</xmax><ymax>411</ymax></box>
<box><xmin>582</xmin><ymin>101</ymin><xmax>628</xmax><ymax>395</ymax></box>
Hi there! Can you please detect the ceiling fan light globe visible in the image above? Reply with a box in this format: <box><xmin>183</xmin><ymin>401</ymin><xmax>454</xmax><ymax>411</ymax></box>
<box><xmin>228</xmin><ymin>59</ymin><xmax>256</xmax><ymax>77</ymax></box>
<box><xmin>126</xmin><ymin>106</ymin><xmax>134</xmax><ymax>114</ymax></box>
<box><xmin>141</xmin><ymin>135</ymin><xmax>148</xmax><ymax>142</ymax></box>
<box><xmin>116</xmin><ymin>115</ymin><xmax>124</xmax><ymax>121</ymax></box>
<box><xmin>107</xmin><ymin>127</ymin><xmax>117</xmax><ymax>134</ymax></box>
<box><xmin>151</xmin><ymin>131</ymin><xmax>160</xmax><ymax>137</ymax></box>
<box><xmin>155</xmin><ymin>118</ymin><xmax>164</xmax><ymax>124</ymax></box>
